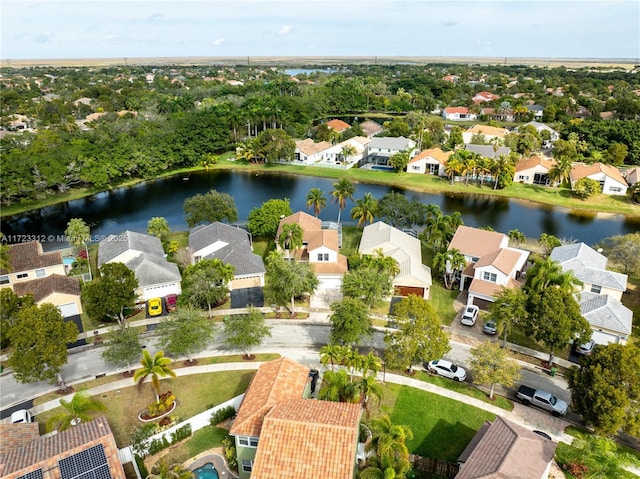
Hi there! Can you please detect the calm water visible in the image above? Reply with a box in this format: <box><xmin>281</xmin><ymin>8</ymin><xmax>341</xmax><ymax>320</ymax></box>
<box><xmin>1</xmin><ymin>170</ymin><xmax>638</xmax><ymax>249</ymax></box>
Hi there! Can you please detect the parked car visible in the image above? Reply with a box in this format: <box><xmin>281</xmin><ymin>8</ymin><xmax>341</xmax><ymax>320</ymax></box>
<box><xmin>165</xmin><ymin>294</ymin><xmax>178</xmax><ymax>312</ymax></box>
<box><xmin>483</xmin><ymin>320</ymin><xmax>497</xmax><ymax>335</ymax></box>
<box><xmin>576</xmin><ymin>339</ymin><xmax>596</xmax><ymax>355</ymax></box>
<box><xmin>460</xmin><ymin>305</ymin><xmax>479</xmax><ymax>326</ymax></box>
<box><xmin>147</xmin><ymin>297</ymin><xmax>163</xmax><ymax>317</ymax></box>
<box><xmin>10</xmin><ymin>409</ymin><xmax>32</xmax><ymax>423</ymax></box>
<box><xmin>425</xmin><ymin>359</ymin><xmax>467</xmax><ymax>382</ymax></box>
<box><xmin>516</xmin><ymin>385</ymin><xmax>568</xmax><ymax>417</ymax></box>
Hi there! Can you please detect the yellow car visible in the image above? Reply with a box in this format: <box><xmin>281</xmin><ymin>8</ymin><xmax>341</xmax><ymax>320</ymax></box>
<box><xmin>147</xmin><ymin>297</ymin><xmax>163</xmax><ymax>317</ymax></box>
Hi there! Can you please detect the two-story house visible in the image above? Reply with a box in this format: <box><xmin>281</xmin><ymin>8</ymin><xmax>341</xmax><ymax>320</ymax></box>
<box><xmin>229</xmin><ymin>357</ymin><xmax>362</xmax><ymax>479</ymax></box>
<box><xmin>407</xmin><ymin>148</ymin><xmax>452</xmax><ymax>176</ymax></box>
<box><xmin>448</xmin><ymin>226</ymin><xmax>529</xmax><ymax>307</ymax></box>
<box><xmin>550</xmin><ymin>243</ymin><xmax>631</xmax><ymax>345</ymax></box>
<box><xmin>276</xmin><ymin>212</ymin><xmax>347</xmax><ymax>290</ymax></box>
<box><xmin>365</xmin><ymin>137</ymin><xmax>416</xmax><ymax>167</ymax></box>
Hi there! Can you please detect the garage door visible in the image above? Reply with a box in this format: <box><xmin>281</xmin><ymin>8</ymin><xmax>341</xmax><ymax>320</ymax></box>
<box><xmin>58</xmin><ymin>302</ymin><xmax>79</xmax><ymax>317</ymax></box>
<box><xmin>232</xmin><ymin>276</ymin><xmax>262</xmax><ymax>289</ymax></box>
<box><xmin>318</xmin><ymin>276</ymin><xmax>342</xmax><ymax>290</ymax></box>
<box><xmin>394</xmin><ymin>286</ymin><xmax>424</xmax><ymax>297</ymax></box>
<box><xmin>142</xmin><ymin>284</ymin><xmax>180</xmax><ymax>301</ymax></box>
<box><xmin>591</xmin><ymin>330</ymin><xmax>620</xmax><ymax>345</ymax></box>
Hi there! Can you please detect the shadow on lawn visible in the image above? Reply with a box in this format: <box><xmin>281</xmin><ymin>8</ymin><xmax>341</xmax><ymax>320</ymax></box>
<box><xmin>416</xmin><ymin>419</ymin><xmax>477</xmax><ymax>463</ymax></box>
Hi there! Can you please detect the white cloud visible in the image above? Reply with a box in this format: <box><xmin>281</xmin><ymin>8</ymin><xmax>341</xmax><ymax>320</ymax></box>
<box><xmin>213</xmin><ymin>37</ymin><xmax>225</xmax><ymax>46</ymax></box>
<box><xmin>278</xmin><ymin>25</ymin><xmax>292</xmax><ymax>35</ymax></box>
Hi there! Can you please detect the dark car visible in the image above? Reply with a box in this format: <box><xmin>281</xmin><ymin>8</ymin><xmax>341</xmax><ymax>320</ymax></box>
<box><xmin>483</xmin><ymin>320</ymin><xmax>498</xmax><ymax>335</ymax></box>
<box><xmin>166</xmin><ymin>294</ymin><xmax>178</xmax><ymax>312</ymax></box>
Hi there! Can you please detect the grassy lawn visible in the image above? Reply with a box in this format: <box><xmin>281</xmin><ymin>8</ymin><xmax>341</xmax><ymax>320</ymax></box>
<box><xmin>36</xmin><ymin>370</ymin><xmax>254</xmax><ymax>447</ymax></box>
<box><xmin>160</xmin><ymin>426</ymin><xmax>229</xmax><ymax>465</ymax></box>
<box><xmin>383</xmin><ymin>383</ymin><xmax>496</xmax><ymax>462</ymax></box>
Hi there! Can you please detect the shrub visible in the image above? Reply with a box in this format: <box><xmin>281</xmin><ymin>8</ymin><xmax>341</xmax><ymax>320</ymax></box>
<box><xmin>147</xmin><ymin>436</ymin><xmax>170</xmax><ymax>456</ymax></box>
<box><xmin>210</xmin><ymin>405</ymin><xmax>236</xmax><ymax>426</ymax></box>
<box><xmin>147</xmin><ymin>391</ymin><xmax>176</xmax><ymax>417</ymax></box>
<box><xmin>171</xmin><ymin>424</ymin><xmax>192</xmax><ymax>443</ymax></box>
<box><xmin>222</xmin><ymin>433</ymin><xmax>238</xmax><ymax>471</ymax></box>
<box><xmin>130</xmin><ymin>423</ymin><xmax>157</xmax><ymax>456</ymax></box>
<box><xmin>573</xmin><ymin>178</ymin><xmax>601</xmax><ymax>199</ymax></box>
<box><xmin>134</xmin><ymin>454</ymin><xmax>149</xmax><ymax>478</ymax></box>
<box><xmin>562</xmin><ymin>462</ymin><xmax>589</xmax><ymax>478</ymax></box>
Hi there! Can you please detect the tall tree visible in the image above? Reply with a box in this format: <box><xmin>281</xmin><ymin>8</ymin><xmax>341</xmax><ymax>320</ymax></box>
<box><xmin>147</xmin><ymin>216</ymin><xmax>170</xmax><ymax>238</ymax></box>
<box><xmin>525</xmin><ymin>257</ymin><xmax>581</xmax><ymax>294</ymax></box>
<box><xmin>147</xmin><ymin>458</ymin><xmax>195</xmax><ymax>479</ymax></box>
<box><xmin>507</xmin><ymin>228</ymin><xmax>526</xmax><ymax>247</ymax></box>
<box><xmin>220</xmin><ymin>307</ymin><xmax>272</xmax><ymax>358</ymax></box>
<box><xmin>319</xmin><ymin>369</ymin><xmax>360</xmax><ymax>403</ymax></box>
<box><xmin>549</xmin><ymin>155</ymin><xmax>573</xmax><ymax>186</ymax></box>
<box><xmin>469</xmin><ymin>342</ymin><xmax>521</xmax><ymax>400</ymax></box>
<box><xmin>331</xmin><ymin>178</ymin><xmax>356</xmax><ymax>224</ymax></box>
<box><xmin>432</xmin><ymin>248</ymin><xmax>466</xmax><ymax>290</ymax></box>
<box><xmin>306</xmin><ymin>187</ymin><xmax>327</xmax><ymax>217</ymax></box>
<box><xmin>264</xmin><ymin>251</ymin><xmax>318</xmax><ymax>314</ymax></box>
<box><xmin>358</xmin><ymin>375</ymin><xmax>384</xmax><ymax>418</ymax></box>
<box><xmin>568</xmin><ymin>343</ymin><xmax>640</xmax><ymax>436</ymax></box>
<box><xmin>183</xmin><ymin>189</ymin><xmax>238</xmax><ymax>227</ymax></box>
<box><xmin>389</xmin><ymin>148</ymin><xmax>413</xmax><ymax>172</ymax></box>
<box><xmin>82</xmin><ymin>262</ymin><xmax>138</xmax><ymax>326</ymax></box>
<box><xmin>247</xmin><ymin>198</ymin><xmax>293</xmax><ymax>238</ymax></box>
<box><xmin>157</xmin><ymin>306</ymin><xmax>217</xmax><ymax>362</ymax></box>
<box><xmin>180</xmin><ymin>259</ymin><xmax>235</xmax><ymax>313</ymax></box>
<box><xmin>0</xmin><ymin>288</ymin><xmax>35</xmax><ymax>348</ymax></box>
<box><xmin>341</xmin><ymin>267</ymin><xmax>393</xmax><ymax>308</ymax></box>
<box><xmin>537</xmin><ymin>233</ymin><xmax>562</xmax><ymax>256</ymax></box>
<box><xmin>64</xmin><ymin>218</ymin><xmax>90</xmax><ymax>250</ymax></box>
<box><xmin>384</xmin><ymin>295</ymin><xmax>450</xmax><ymax>373</ymax></box>
<box><xmin>488</xmin><ymin>287</ymin><xmax>529</xmax><ymax>347</ymax></box>
<box><xmin>350</xmin><ymin>192</ymin><xmax>379</xmax><ymax>227</ymax></box>
<box><xmin>340</xmin><ymin>144</ymin><xmax>357</xmax><ymax>164</ymax></box>
<box><xmin>366</xmin><ymin>415</ymin><xmax>413</xmax><ymax>475</ymax></box>
<box><xmin>252</xmin><ymin>128</ymin><xmax>296</xmax><ymax>163</ymax></box>
<box><xmin>47</xmin><ymin>391</ymin><xmax>107</xmax><ymax>431</ymax></box>
<box><xmin>277</xmin><ymin>222</ymin><xmax>304</xmax><ymax>259</ymax></box>
<box><xmin>329</xmin><ymin>297</ymin><xmax>372</xmax><ymax>346</ymax></box>
<box><xmin>101</xmin><ymin>326</ymin><xmax>142</xmax><ymax>374</ymax></box>
<box><xmin>7</xmin><ymin>303</ymin><xmax>78</xmax><ymax>383</ymax></box>
<box><xmin>133</xmin><ymin>350</ymin><xmax>176</xmax><ymax>402</ymax></box>
<box><xmin>377</xmin><ymin>192</ymin><xmax>428</xmax><ymax>228</ymax></box>
<box><xmin>319</xmin><ymin>343</ymin><xmax>349</xmax><ymax>371</ymax></box>
<box><xmin>599</xmin><ymin>232</ymin><xmax>640</xmax><ymax>275</ymax></box>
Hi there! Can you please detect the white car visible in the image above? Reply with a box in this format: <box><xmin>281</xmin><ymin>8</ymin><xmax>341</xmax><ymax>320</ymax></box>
<box><xmin>425</xmin><ymin>359</ymin><xmax>467</xmax><ymax>382</ymax></box>
<box><xmin>460</xmin><ymin>305</ymin><xmax>479</xmax><ymax>326</ymax></box>
<box><xmin>10</xmin><ymin>409</ymin><xmax>32</xmax><ymax>424</ymax></box>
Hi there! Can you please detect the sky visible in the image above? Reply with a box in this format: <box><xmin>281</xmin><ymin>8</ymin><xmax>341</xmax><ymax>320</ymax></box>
<box><xmin>1</xmin><ymin>0</ymin><xmax>639</xmax><ymax>60</ymax></box>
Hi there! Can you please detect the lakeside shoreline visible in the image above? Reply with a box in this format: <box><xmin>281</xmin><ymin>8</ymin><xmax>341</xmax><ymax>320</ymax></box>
<box><xmin>2</xmin><ymin>159</ymin><xmax>639</xmax><ymax>220</ymax></box>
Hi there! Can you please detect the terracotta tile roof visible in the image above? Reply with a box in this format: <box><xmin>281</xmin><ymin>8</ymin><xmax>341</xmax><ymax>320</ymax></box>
<box><xmin>307</xmin><ymin>229</ymin><xmax>339</xmax><ymax>252</ymax></box>
<box><xmin>448</xmin><ymin>226</ymin><xmax>507</xmax><ymax>259</ymax></box>
<box><xmin>312</xmin><ymin>254</ymin><xmax>348</xmax><ymax>274</ymax></box>
<box><xmin>251</xmin><ymin>399</ymin><xmax>361</xmax><ymax>479</ymax></box>
<box><xmin>359</xmin><ymin>120</ymin><xmax>384</xmax><ymax>137</ymax></box>
<box><xmin>0</xmin><ymin>417</ymin><xmax>117</xmax><ymax>474</ymax></box>
<box><xmin>295</xmin><ymin>138</ymin><xmax>332</xmax><ymax>156</ymax></box>
<box><xmin>229</xmin><ymin>358</ymin><xmax>310</xmax><ymax>437</ymax></box>
<box><xmin>13</xmin><ymin>274</ymin><xmax>81</xmax><ymax>302</ymax></box>
<box><xmin>570</xmin><ymin>162</ymin><xmax>627</xmax><ymax>185</ymax></box>
<box><xmin>455</xmin><ymin>417</ymin><xmax>556</xmax><ymax>479</ymax></box>
<box><xmin>475</xmin><ymin>248</ymin><xmax>524</xmax><ymax>275</ymax></box>
<box><xmin>326</xmin><ymin>119</ymin><xmax>351</xmax><ymax>132</ymax></box>
<box><xmin>276</xmin><ymin>211</ymin><xmax>322</xmax><ymax>244</ymax></box>
<box><xmin>515</xmin><ymin>156</ymin><xmax>555</xmax><ymax>172</ymax></box>
<box><xmin>445</xmin><ymin>107</ymin><xmax>469</xmax><ymax>114</ymax></box>
<box><xmin>465</xmin><ymin>125</ymin><xmax>508</xmax><ymax>138</ymax></box>
<box><xmin>469</xmin><ymin>278</ymin><xmax>508</xmax><ymax>299</ymax></box>
<box><xmin>0</xmin><ymin>424</ymin><xmax>40</xmax><ymax>455</ymax></box>
<box><xmin>1</xmin><ymin>242</ymin><xmax>63</xmax><ymax>275</ymax></box>
<box><xmin>408</xmin><ymin>148</ymin><xmax>452</xmax><ymax>165</ymax></box>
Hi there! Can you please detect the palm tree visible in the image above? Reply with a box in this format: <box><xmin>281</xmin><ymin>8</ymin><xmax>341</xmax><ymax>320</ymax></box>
<box><xmin>319</xmin><ymin>369</ymin><xmax>360</xmax><ymax>403</ymax></box>
<box><xmin>549</xmin><ymin>155</ymin><xmax>573</xmax><ymax>186</ymax></box>
<box><xmin>306</xmin><ymin>188</ymin><xmax>327</xmax><ymax>217</ymax></box>
<box><xmin>433</xmin><ymin>248</ymin><xmax>466</xmax><ymax>289</ymax></box>
<box><xmin>320</xmin><ymin>344</ymin><xmax>348</xmax><ymax>371</ymax></box>
<box><xmin>367</xmin><ymin>415</ymin><xmax>414</xmax><ymax>464</ymax></box>
<box><xmin>508</xmin><ymin>229</ymin><xmax>526</xmax><ymax>247</ymax></box>
<box><xmin>235</xmin><ymin>138</ymin><xmax>257</xmax><ymax>163</ymax></box>
<box><xmin>350</xmin><ymin>192</ymin><xmax>379</xmax><ymax>227</ymax></box>
<box><xmin>133</xmin><ymin>350</ymin><xmax>176</xmax><ymax>402</ymax></box>
<box><xmin>360</xmin><ymin>454</ymin><xmax>410</xmax><ymax>479</ymax></box>
<box><xmin>331</xmin><ymin>178</ymin><xmax>356</xmax><ymax>224</ymax></box>
<box><xmin>361</xmin><ymin>351</ymin><xmax>383</xmax><ymax>377</ymax></box>
<box><xmin>445</xmin><ymin>157</ymin><xmax>462</xmax><ymax>185</ymax></box>
<box><xmin>46</xmin><ymin>391</ymin><xmax>107</xmax><ymax>431</ymax></box>
<box><xmin>358</xmin><ymin>375</ymin><xmax>384</xmax><ymax>418</ymax></box>
<box><xmin>278</xmin><ymin>223</ymin><xmax>304</xmax><ymax>259</ymax></box>
<box><xmin>492</xmin><ymin>155</ymin><xmax>511</xmax><ymax>190</ymax></box>
<box><xmin>344</xmin><ymin>347</ymin><xmax>364</xmax><ymax>381</ymax></box>
<box><xmin>147</xmin><ymin>458</ymin><xmax>194</xmax><ymax>479</ymax></box>
<box><xmin>525</xmin><ymin>257</ymin><xmax>582</xmax><ymax>294</ymax></box>
<box><xmin>340</xmin><ymin>144</ymin><xmax>357</xmax><ymax>164</ymax></box>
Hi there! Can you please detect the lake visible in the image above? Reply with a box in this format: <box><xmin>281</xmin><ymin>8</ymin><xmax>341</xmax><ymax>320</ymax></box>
<box><xmin>1</xmin><ymin>170</ymin><xmax>638</xmax><ymax>249</ymax></box>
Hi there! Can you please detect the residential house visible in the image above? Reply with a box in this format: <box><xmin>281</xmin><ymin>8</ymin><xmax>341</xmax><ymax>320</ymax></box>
<box><xmin>464</xmin><ymin>143</ymin><xmax>511</xmax><ymax>159</ymax></box>
<box><xmin>455</xmin><ymin>417</ymin><xmax>557</xmax><ymax>479</ymax></box>
<box><xmin>514</xmin><ymin>156</ymin><xmax>557</xmax><ymax>186</ymax></box>
<box><xmin>0</xmin><ymin>417</ymin><xmax>126</xmax><ymax>479</ymax></box>
<box><xmin>523</xmin><ymin>121</ymin><xmax>560</xmax><ymax>143</ymax></box>
<box><xmin>229</xmin><ymin>357</ymin><xmax>362</xmax><ymax>479</ymax></box>
<box><xmin>526</xmin><ymin>104</ymin><xmax>545</xmax><ymax>120</ymax></box>
<box><xmin>448</xmin><ymin>226</ymin><xmax>529</xmax><ymax>307</ymax></box>
<box><xmin>462</xmin><ymin>125</ymin><xmax>509</xmax><ymax>144</ymax></box>
<box><xmin>569</xmin><ymin>162</ymin><xmax>628</xmax><ymax>196</ymax></box>
<box><xmin>623</xmin><ymin>166</ymin><xmax>640</xmax><ymax>186</ymax></box>
<box><xmin>550</xmin><ymin>243</ymin><xmax>630</xmax><ymax>344</ymax></box>
<box><xmin>0</xmin><ymin>241</ymin><xmax>66</xmax><ymax>290</ymax></box>
<box><xmin>358</xmin><ymin>221</ymin><xmax>432</xmax><ymax>299</ymax></box>
<box><xmin>276</xmin><ymin>212</ymin><xmax>347</xmax><ymax>290</ymax></box>
<box><xmin>322</xmin><ymin>137</ymin><xmax>371</xmax><ymax>167</ymax></box>
<box><xmin>472</xmin><ymin>91</ymin><xmax>500</xmax><ymax>103</ymax></box>
<box><xmin>442</xmin><ymin>74</ymin><xmax>460</xmax><ymax>83</ymax></box>
<box><xmin>98</xmin><ymin>230</ymin><xmax>182</xmax><ymax>301</ymax></box>
<box><xmin>365</xmin><ymin>137</ymin><xmax>416</xmax><ymax>166</ymax></box>
<box><xmin>442</xmin><ymin>107</ymin><xmax>478</xmax><ymax>121</ymax></box>
<box><xmin>13</xmin><ymin>274</ymin><xmax>83</xmax><ymax>317</ymax></box>
<box><xmin>359</xmin><ymin>120</ymin><xmax>384</xmax><ymax>138</ymax></box>
<box><xmin>480</xmin><ymin>108</ymin><xmax>515</xmax><ymax>122</ymax></box>
<box><xmin>407</xmin><ymin>148</ymin><xmax>452</xmax><ymax>176</ymax></box>
<box><xmin>189</xmin><ymin>222</ymin><xmax>266</xmax><ymax>290</ymax></box>
<box><xmin>294</xmin><ymin>138</ymin><xmax>333</xmax><ymax>165</ymax></box>
<box><xmin>326</xmin><ymin>119</ymin><xmax>351</xmax><ymax>133</ymax></box>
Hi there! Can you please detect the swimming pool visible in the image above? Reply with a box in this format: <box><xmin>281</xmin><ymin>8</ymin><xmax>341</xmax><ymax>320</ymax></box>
<box><xmin>371</xmin><ymin>165</ymin><xmax>394</xmax><ymax>171</ymax></box>
<box><xmin>193</xmin><ymin>463</ymin><xmax>219</xmax><ymax>479</ymax></box>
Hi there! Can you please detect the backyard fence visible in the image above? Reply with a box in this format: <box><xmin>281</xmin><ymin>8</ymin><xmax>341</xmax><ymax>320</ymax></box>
<box><xmin>409</xmin><ymin>454</ymin><xmax>459</xmax><ymax>479</ymax></box>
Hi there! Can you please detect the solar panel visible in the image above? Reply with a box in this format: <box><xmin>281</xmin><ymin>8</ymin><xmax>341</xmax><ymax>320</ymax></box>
<box><xmin>59</xmin><ymin>445</ymin><xmax>112</xmax><ymax>479</ymax></box>
<box><xmin>17</xmin><ymin>470</ymin><xmax>44</xmax><ymax>479</ymax></box>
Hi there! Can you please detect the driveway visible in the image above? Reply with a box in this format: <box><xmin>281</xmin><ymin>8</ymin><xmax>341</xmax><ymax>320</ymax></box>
<box><xmin>310</xmin><ymin>289</ymin><xmax>342</xmax><ymax>310</ymax></box>
<box><xmin>65</xmin><ymin>315</ymin><xmax>87</xmax><ymax>349</ymax></box>
<box><xmin>231</xmin><ymin>287</ymin><xmax>264</xmax><ymax>308</ymax></box>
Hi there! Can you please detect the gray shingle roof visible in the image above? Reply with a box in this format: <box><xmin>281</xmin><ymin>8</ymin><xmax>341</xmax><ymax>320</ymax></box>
<box><xmin>579</xmin><ymin>292</ymin><xmax>632</xmax><ymax>335</ymax></box>
<box><xmin>551</xmin><ymin>243</ymin><xmax>627</xmax><ymax>292</ymax></box>
<box><xmin>189</xmin><ymin>223</ymin><xmax>265</xmax><ymax>276</ymax></box>
<box><xmin>126</xmin><ymin>253</ymin><xmax>181</xmax><ymax>287</ymax></box>
<box><xmin>367</xmin><ymin>136</ymin><xmax>415</xmax><ymax>151</ymax></box>
<box><xmin>98</xmin><ymin>230</ymin><xmax>164</xmax><ymax>266</ymax></box>
<box><xmin>464</xmin><ymin>144</ymin><xmax>511</xmax><ymax>159</ymax></box>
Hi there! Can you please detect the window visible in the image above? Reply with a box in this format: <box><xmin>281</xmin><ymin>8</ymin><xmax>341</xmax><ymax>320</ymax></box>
<box><xmin>482</xmin><ymin>271</ymin><xmax>497</xmax><ymax>283</ymax></box>
<box><xmin>591</xmin><ymin>284</ymin><xmax>602</xmax><ymax>294</ymax></box>
<box><xmin>0</xmin><ymin>275</ymin><xmax>8</xmax><ymax>285</ymax></box>
<box><xmin>609</xmin><ymin>187</ymin><xmax>622</xmax><ymax>193</ymax></box>
<box><xmin>238</xmin><ymin>436</ymin><xmax>258</xmax><ymax>448</ymax></box>
<box><xmin>411</xmin><ymin>165</ymin><xmax>420</xmax><ymax>171</ymax></box>
<box><xmin>242</xmin><ymin>460</ymin><xmax>253</xmax><ymax>472</ymax></box>
<box><xmin>35</xmin><ymin>268</ymin><xmax>46</xmax><ymax>278</ymax></box>
<box><xmin>16</xmin><ymin>273</ymin><xmax>28</xmax><ymax>279</ymax></box>
<box><xmin>470</xmin><ymin>257</ymin><xmax>479</xmax><ymax>263</ymax></box>
<box><xmin>317</xmin><ymin>253</ymin><xmax>329</xmax><ymax>261</ymax></box>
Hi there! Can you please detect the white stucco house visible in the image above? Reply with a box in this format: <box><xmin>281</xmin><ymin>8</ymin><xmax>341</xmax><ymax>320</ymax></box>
<box><xmin>462</xmin><ymin>125</ymin><xmax>509</xmax><ymax>144</ymax></box>
<box><xmin>569</xmin><ymin>162</ymin><xmax>628</xmax><ymax>196</ymax></box>
<box><xmin>514</xmin><ymin>156</ymin><xmax>557</xmax><ymax>186</ymax></box>
<box><xmin>442</xmin><ymin>107</ymin><xmax>478</xmax><ymax>121</ymax></box>
<box><xmin>407</xmin><ymin>148</ymin><xmax>452</xmax><ymax>176</ymax></box>
<box><xmin>294</xmin><ymin>138</ymin><xmax>333</xmax><ymax>165</ymax></box>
